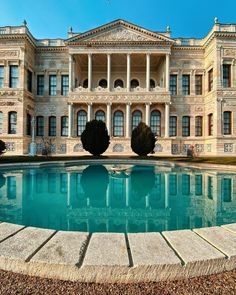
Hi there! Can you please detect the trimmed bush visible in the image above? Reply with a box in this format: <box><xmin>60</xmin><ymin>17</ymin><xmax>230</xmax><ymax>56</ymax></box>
<box><xmin>131</xmin><ymin>122</ymin><xmax>156</xmax><ymax>156</ymax></box>
<box><xmin>81</xmin><ymin>120</ymin><xmax>110</xmax><ymax>156</ymax></box>
<box><xmin>0</xmin><ymin>140</ymin><xmax>6</xmax><ymax>155</ymax></box>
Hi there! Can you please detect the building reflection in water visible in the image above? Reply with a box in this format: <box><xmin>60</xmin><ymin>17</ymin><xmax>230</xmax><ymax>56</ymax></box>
<box><xmin>0</xmin><ymin>165</ymin><xmax>236</xmax><ymax>233</ymax></box>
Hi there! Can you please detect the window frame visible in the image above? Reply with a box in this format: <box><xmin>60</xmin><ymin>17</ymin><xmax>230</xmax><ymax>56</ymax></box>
<box><xmin>150</xmin><ymin>110</ymin><xmax>161</xmax><ymax>136</ymax></box>
<box><xmin>9</xmin><ymin>65</ymin><xmax>18</xmax><ymax>88</ymax></box>
<box><xmin>182</xmin><ymin>116</ymin><xmax>190</xmax><ymax>137</ymax></box>
<box><xmin>8</xmin><ymin>111</ymin><xmax>17</xmax><ymax>134</ymax></box>
<box><xmin>182</xmin><ymin>74</ymin><xmax>190</xmax><ymax>95</ymax></box>
<box><xmin>208</xmin><ymin>113</ymin><xmax>213</xmax><ymax>136</ymax></box>
<box><xmin>95</xmin><ymin>110</ymin><xmax>106</xmax><ymax>122</ymax></box>
<box><xmin>61</xmin><ymin>116</ymin><xmax>68</xmax><ymax>137</ymax></box>
<box><xmin>27</xmin><ymin>69</ymin><xmax>33</xmax><ymax>93</ymax></box>
<box><xmin>208</xmin><ymin>69</ymin><xmax>213</xmax><ymax>92</ymax></box>
<box><xmin>170</xmin><ymin>74</ymin><xmax>177</xmax><ymax>95</ymax></box>
<box><xmin>113</xmin><ymin>110</ymin><xmax>124</xmax><ymax>137</ymax></box>
<box><xmin>195</xmin><ymin>116</ymin><xmax>203</xmax><ymax>137</ymax></box>
<box><xmin>37</xmin><ymin>75</ymin><xmax>44</xmax><ymax>96</ymax></box>
<box><xmin>223</xmin><ymin>111</ymin><xmax>232</xmax><ymax>135</ymax></box>
<box><xmin>223</xmin><ymin>64</ymin><xmax>231</xmax><ymax>88</ymax></box>
<box><xmin>195</xmin><ymin>74</ymin><xmax>202</xmax><ymax>95</ymax></box>
<box><xmin>61</xmin><ymin>75</ymin><xmax>69</xmax><ymax>96</ymax></box>
<box><xmin>77</xmin><ymin>110</ymin><xmax>87</xmax><ymax>136</ymax></box>
<box><xmin>48</xmin><ymin>116</ymin><xmax>57</xmax><ymax>137</ymax></box>
<box><xmin>36</xmin><ymin>116</ymin><xmax>44</xmax><ymax>136</ymax></box>
<box><xmin>49</xmin><ymin>75</ymin><xmax>57</xmax><ymax>96</ymax></box>
<box><xmin>26</xmin><ymin>113</ymin><xmax>32</xmax><ymax>136</ymax></box>
<box><xmin>169</xmin><ymin>116</ymin><xmax>177</xmax><ymax>137</ymax></box>
<box><xmin>0</xmin><ymin>65</ymin><xmax>4</xmax><ymax>88</ymax></box>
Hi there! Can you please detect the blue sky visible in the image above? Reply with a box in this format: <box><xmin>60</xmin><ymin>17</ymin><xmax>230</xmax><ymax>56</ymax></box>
<box><xmin>0</xmin><ymin>0</ymin><xmax>236</xmax><ymax>39</ymax></box>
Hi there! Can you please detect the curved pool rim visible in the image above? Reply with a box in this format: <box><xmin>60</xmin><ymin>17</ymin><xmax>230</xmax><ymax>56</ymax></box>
<box><xmin>0</xmin><ymin>159</ymin><xmax>236</xmax><ymax>283</ymax></box>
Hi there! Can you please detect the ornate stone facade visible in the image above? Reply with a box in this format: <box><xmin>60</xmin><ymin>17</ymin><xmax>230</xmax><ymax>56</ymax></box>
<box><xmin>1</xmin><ymin>19</ymin><xmax>236</xmax><ymax>155</ymax></box>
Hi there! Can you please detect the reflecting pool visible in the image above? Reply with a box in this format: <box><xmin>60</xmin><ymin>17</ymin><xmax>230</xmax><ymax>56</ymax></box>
<box><xmin>0</xmin><ymin>164</ymin><xmax>235</xmax><ymax>233</ymax></box>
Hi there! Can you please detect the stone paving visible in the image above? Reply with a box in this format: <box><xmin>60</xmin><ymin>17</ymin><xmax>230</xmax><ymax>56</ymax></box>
<box><xmin>0</xmin><ymin>221</ymin><xmax>235</xmax><ymax>283</ymax></box>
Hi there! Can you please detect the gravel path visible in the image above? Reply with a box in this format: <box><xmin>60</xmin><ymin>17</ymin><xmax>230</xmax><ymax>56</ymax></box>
<box><xmin>0</xmin><ymin>270</ymin><xmax>235</xmax><ymax>295</ymax></box>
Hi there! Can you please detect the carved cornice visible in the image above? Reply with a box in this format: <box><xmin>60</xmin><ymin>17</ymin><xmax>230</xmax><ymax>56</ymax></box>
<box><xmin>0</xmin><ymin>34</ymin><xmax>36</xmax><ymax>48</ymax></box>
<box><xmin>36</xmin><ymin>47</ymin><xmax>67</xmax><ymax>53</ymax></box>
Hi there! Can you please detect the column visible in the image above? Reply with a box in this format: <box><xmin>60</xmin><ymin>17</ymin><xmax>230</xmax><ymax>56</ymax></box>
<box><xmin>165</xmin><ymin>102</ymin><xmax>170</xmax><ymax>138</ymax></box>
<box><xmin>146</xmin><ymin>53</ymin><xmax>150</xmax><ymax>91</ymax></box>
<box><xmin>69</xmin><ymin>54</ymin><xmax>74</xmax><ymax>92</ymax></box>
<box><xmin>87</xmin><ymin>103</ymin><xmax>93</xmax><ymax>121</ymax></box>
<box><xmin>107</xmin><ymin>54</ymin><xmax>111</xmax><ymax>91</ymax></box>
<box><xmin>68</xmin><ymin>103</ymin><xmax>73</xmax><ymax>137</ymax></box>
<box><xmin>106</xmin><ymin>103</ymin><xmax>112</xmax><ymax>136</ymax></box>
<box><xmin>88</xmin><ymin>54</ymin><xmax>92</xmax><ymax>91</ymax></box>
<box><xmin>126</xmin><ymin>103</ymin><xmax>131</xmax><ymax>138</ymax></box>
<box><xmin>127</xmin><ymin>54</ymin><xmax>131</xmax><ymax>92</ymax></box>
<box><xmin>145</xmin><ymin>103</ymin><xmax>150</xmax><ymax>126</ymax></box>
<box><xmin>165</xmin><ymin>53</ymin><xmax>170</xmax><ymax>91</ymax></box>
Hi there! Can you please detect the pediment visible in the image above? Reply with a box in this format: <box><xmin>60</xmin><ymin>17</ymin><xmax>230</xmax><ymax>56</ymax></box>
<box><xmin>67</xmin><ymin>20</ymin><xmax>174</xmax><ymax>44</ymax></box>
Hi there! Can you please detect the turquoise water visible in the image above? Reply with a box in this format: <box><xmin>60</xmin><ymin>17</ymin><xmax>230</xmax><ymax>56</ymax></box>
<box><xmin>0</xmin><ymin>163</ymin><xmax>235</xmax><ymax>233</ymax></box>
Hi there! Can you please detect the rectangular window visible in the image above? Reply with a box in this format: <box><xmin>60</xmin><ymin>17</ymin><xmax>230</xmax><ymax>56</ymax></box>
<box><xmin>36</xmin><ymin>116</ymin><xmax>44</xmax><ymax>136</ymax></box>
<box><xmin>182</xmin><ymin>116</ymin><xmax>190</xmax><ymax>137</ymax></box>
<box><xmin>61</xmin><ymin>116</ymin><xmax>68</xmax><ymax>136</ymax></box>
<box><xmin>195</xmin><ymin>75</ymin><xmax>202</xmax><ymax>95</ymax></box>
<box><xmin>26</xmin><ymin>113</ymin><xmax>31</xmax><ymax>136</ymax></box>
<box><xmin>27</xmin><ymin>70</ymin><xmax>32</xmax><ymax>92</ymax></box>
<box><xmin>208</xmin><ymin>176</ymin><xmax>213</xmax><ymax>199</ymax></box>
<box><xmin>170</xmin><ymin>75</ymin><xmax>177</xmax><ymax>95</ymax></box>
<box><xmin>223</xmin><ymin>65</ymin><xmax>231</xmax><ymax>88</ymax></box>
<box><xmin>0</xmin><ymin>112</ymin><xmax>3</xmax><ymax>134</ymax></box>
<box><xmin>222</xmin><ymin>178</ymin><xmax>232</xmax><ymax>202</ymax></box>
<box><xmin>37</xmin><ymin>75</ymin><xmax>44</xmax><ymax>96</ymax></box>
<box><xmin>8</xmin><ymin>112</ymin><xmax>17</xmax><ymax>134</ymax></box>
<box><xmin>208</xmin><ymin>113</ymin><xmax>213</xmax><ymax>136</ymax></box>
<box><xmin>195</xmin><ymin>175</ymin><xmax>203</xmax><ymax>196</ymax></box>
<box><xmin>208</xmin><ymin>69</ymin><xmax>213</xmax><ymax>92</ymax></box>
<box><xmin>49</xmin><ymin>75</ymin><xmax>57</xmax><ymax>96</ymax></box>
<box><xmin>9</xmin><ymin>65</ymin><xmax>18</xmax><ymax>88</ymax></box>
<box><xmin>49</xmin><ymin>116</ymin><xmax>56</xmax><ymax>136</ymax></box>
<box><xmin>195</xmin><ymin>116</ymin><xmax>203</xmax><ymax>136</ymax></box>
<box><xmin>169</xmin><ymin>174</ymin><xmax>177</xmax><ymax>195</ymax></box>
<box><xmin>182</xmin><ymin>174</ymin><xmax>190</xmax><ymax>195</ymax></box>
<box><xmin>223</xmin><ymin>111</ymin><xmax>232</xmax><ymax>135</ymax></box>
<box><xmin>61</xmin><ymin>75</ymin><xmax>69</xmax><ymax>96</ymax></box>
<box><xmin>0</xmin><ymin>66</ymin><xmax>4</xmax><ymax>88</ymax></box>
<box><xmin>182</xmin><ymin>74</ymin><xmax>190</xmax><ymax>95</ymax></box>
<box><xmin>169</xmin><ymin>116</ymin><xmax>177</xmax><ymax>137</ymax></box>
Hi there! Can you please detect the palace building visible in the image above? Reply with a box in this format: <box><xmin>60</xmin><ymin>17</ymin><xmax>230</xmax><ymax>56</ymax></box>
<box><xmin>0</xmin><ymin>19</ymin><xmax>236</xmax><ymax>155</ymax></box>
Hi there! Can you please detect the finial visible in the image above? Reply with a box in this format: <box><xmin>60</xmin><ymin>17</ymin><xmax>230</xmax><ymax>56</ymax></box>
<box><xmin>166</xmin><ymin>25</ymin><xmax>170</xmax><ymax>32</ymax></box>
<box><xmin>22</xmin><ymin>20</ymin><xmax>27</xmax><ymax>26</ymax></box>
<box><xmin>69</xmin><ymin>26</ymin><xmax>73</xmax><ymax>33</ymax></box>
<box><xmin>214</xmin><ymin>17</ymin><xmax>218</xmax><ymax>24</ymax></box>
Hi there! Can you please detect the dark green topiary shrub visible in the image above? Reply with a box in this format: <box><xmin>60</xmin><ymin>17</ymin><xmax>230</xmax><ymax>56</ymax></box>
<box><xmin>81</xmin><ymin>120</ymin><xmax>110</xmax><ymax>156</ymax></box>
<box><xmin>0</xmin><ymin>140</ymin><xmax>6</xmax><ymax>155</ymax></box>
<box><xmin>131</xmin><ymin>122</ymin><xmax>156</xmax><ymax>156</ymax></box>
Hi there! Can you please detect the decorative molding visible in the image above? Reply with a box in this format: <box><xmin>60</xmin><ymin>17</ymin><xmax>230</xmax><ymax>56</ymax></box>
<box><xmin>0</xmin><ymin>50</ymin><xmax>19</xmax><ymax>57</ymax></box>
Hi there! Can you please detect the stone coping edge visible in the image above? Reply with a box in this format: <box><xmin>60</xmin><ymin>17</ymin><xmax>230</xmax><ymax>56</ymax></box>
<box><xmin>1</xmin><ymin>158</ymin><xmax>236</xmax><ymax>172</ymax></box>
<box><xmin>0</xmin><ymin>222</ymin><xmax>235</xmax><ymax>283</ymax></box>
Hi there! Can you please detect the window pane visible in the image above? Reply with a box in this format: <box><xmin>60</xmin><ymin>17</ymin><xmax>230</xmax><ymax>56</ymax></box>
<box><xmin>37</xmin><ymin>75</ymin><xmax>44</xmax><ymax>95</ymax></box>
<box><xmin>195</xmin><ymin>116</ymin><xmax>202</xmax><ymax>136</ymax></box>
<box><xmin>114</xmin><ymin>79</ymin><xmax>124</xmax><ymax>88</ymax></box>
<box><xmin>9</xmin><ymin>66</ymin><xmax>18</xmax><ymax>88</ymax></box>
<box><xmin>49</xmin><ymin>75</ymin><xmax>57</xmax><ymax>96</ymax></box>
<box><xmin>208</xmin><ymin>113</ymin><xmax>213</xmax><ymax>136</ymax></box>
<box><xmin>169</xmin><ymin>116</ymin><xmax>177</xmax><ymax>136</ymax></box>
<box><xmin>8</xmin><ymin>112</ymin><xmax>17</xmax><ymax>134</ymax></box>
<box><xmin>182</xmin><ymin>116</ymin><xmax>190</xmax><ymax>137</ymax></box>
<box><xmin>182</xmin><ymin>174</ymin><xmax>190</xmax><ymax>195</ymax></box>
<box><xmin>26</xmin><ymin>114</ymin><xmax>31</xmax><ymax>136</ymax></box>
<box><xmin>49</xmin><ymin>116</ymin><xmax>56</xmax><ymax>136</ymax></box>
<box><xmin>132</xmin><ymin>110</ymin><xmax>142</xmax><ymax>130</ymax></box>
<box><xmin>195</xmin><ymin>175</ymin><xmax>202</xmax><ymax>196</ymax></box>
<box><xmin>208</xmin><ymin>176</ymin><xmax>213</xmax><ymax>199</ymax></box>
<box><xmin>113</xmin><ymin>111</ymin><xmax>124</xmax><ymax>137</ymax></box>
<box><xmin>0</xmin><ymin>66</ymin><xmax>4</xmax><ymax>88</ymax></box>
<box><xmin>195</xmin><ymin>75</ymin><xmax>202</xmax><ymax>95</ymax></box>
<box><xmin>150</xmin><ymin>110</ymin><xmax>161</xmax><ymax>136</ymax></box>
<box><xmin>95</xmin><ymin>110</ymin><xmax>105</xmax><ymax>122</ymax></box>
<box><xmin>170</xmin><ymin>75</ymin><xmax>177</xmax><ymax>95</ymax></box>
<box><xmin>182</xmin><ymin>75</ymin><xmax>190</xmax><ymax>95</ymax></box>
<box><xmin>223</xmin><ymin>111</ymin><xmax>231</xmax><ymax>135</ymax></box>
<box><xmin>36</xmin><ymin>116</ymin><xmax>44</xmax><ymax>136</ymax></box>
<box><xmin>27</xmin><ymin>70</ymin><xmax>32</xmax><ymax>92</ymax></box>
<box><xmin>222</xmin><ymin>178</ymin><xmax>232</xmax><ymax>202</ymax></box>
<box><xmin>169</xmin><ymin>174</ymin><xmax>177</xmax><ymax>195</ymax></box>
<box><xmin>61</xmin><ymin>75</ymin><xmax>69</xmax><ymax>96</ymax></box>
<box><xmin>61</xmin><ymin>116</ymin><xmax>68</xmax><ymax>136</ymax></box>
<box><xmin>223</xmin><ymin>65</ymin><xmax>231</xmax><ymax>88</ymax></box>
<box><xmin>208</xmin><ymin>69</ymin><xmax>213</xmax><ymax>92</ymax></box>
<box><xmin>77</xmin><ymin>111</ymin><xmax>87</xmax><ymax>136</ymax></box>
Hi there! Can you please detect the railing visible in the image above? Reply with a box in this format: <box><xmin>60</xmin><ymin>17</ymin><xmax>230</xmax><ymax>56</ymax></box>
<box><xmin>74</xmin><ymin>85</ymin><xmax>166</xmax><ymax>93</ymax></box>
<box><xmin>0</xmin><ymin>26</ymin><xmax>27</xmax><ymax>35</ymax></box>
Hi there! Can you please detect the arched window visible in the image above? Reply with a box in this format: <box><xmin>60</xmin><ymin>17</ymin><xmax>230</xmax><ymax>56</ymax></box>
<box><xmin>26</xmin><ymin>113</ymin><xmax>31</xmax><ymax>136</ymax></box>
<box><xmin>83</xmin><ymin>79</ymin><xmax>88</xmax><ymax>88</ymax></box>
<box><xmin>114</xmin><ymin>79</ymin><xmax>124</xmax><ymax>88</ymax></box>
<box><xmin>182</xmin><ymin>116</ymin><xmax>190</xmax><ymax>137</ymax></box>
<box><xmin>195</xmin><ymin>116</ymin><xmax>203</xmax><ymax>137</ymax></box>
<box><xmin>49</xmin><ymin>116</ymin><xmax>56</xmax><ymax>136</ymax></box>
<box><xmin>0</xmin><ymin>112</ymin><xmax>3</xmax><ymax>134</ymax></box>
<box><xmin>169</xmin><ymin>116</ymin><xmax>177</xmax><ymax>137</ymax></box>
<box><xmin>131</xmin><ymin>79</ymin><xmax>139</xmax><ymax>89</ymax></box>
<box><xmin>77</xmin><ymin>110</ymin><xmax>87</xmax><ymax>136</ymax></box>
<box><xmin>99</xmin><ymin>79</ymin><xmax>107</xmax><ymax>88</ymax></box>
<box><xmin>150</xmin><ymin>110</ymin><xmax>161</xmax><ymax>136</ymax></box>
<box><xmin>36</xmin><ymin>116</ymin><xmax>44</xmax><ymax>136</ymax></box>
<box><xmin>95</xmin><ymin>110</ymin><xmax>105</xmax><ymax>122</ymax></box>
<box><xmin>223</xmin><ymin>111</ymin><xmax>232</xmax><ymax>135</ymax></box>
<box><xmin>113</xmin><ymin>111</ymin><xmax>124</xmax><ymax>137</ymax></box>
<box><xmin>208</xmin><ymin>113</ymin><xmax>213</xmax><ymax>136</ymax></box>
<box><xmin>61</xmin><ymin>116</ymin><xmax>68</xmax><ymax>136</ymax></box>
<box><xmin>8</xmin><ymin>111</ymin><xmax>17</xmax><ymax>134</ymax></box>
<box><xmin>132</xmin><ymin>110</ymin><xmax>142</xmax><ymax>130</ymax></box>
<box><xmin>150</xmin><ymin>79</ymin><xmax>156</xmax><ymax>89</ymax></box>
